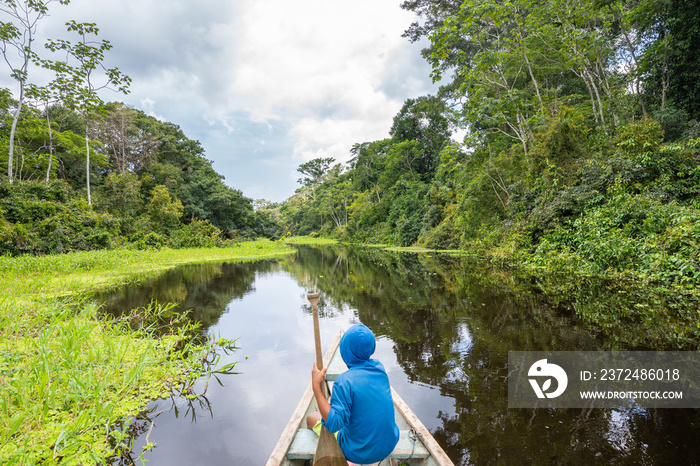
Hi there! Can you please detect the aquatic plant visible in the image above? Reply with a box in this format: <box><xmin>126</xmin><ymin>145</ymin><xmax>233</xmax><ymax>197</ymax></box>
<box><xmin>0</xmin><ymin>241</ymin><xmax>293</xmax><ymax>464</ymax></box>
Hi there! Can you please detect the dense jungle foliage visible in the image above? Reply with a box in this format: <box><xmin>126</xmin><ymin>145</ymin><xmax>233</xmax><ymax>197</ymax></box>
<box><xmin>274</xmin><ymin>0</ymin><xmax>700</xmax><ymax>295</ymax></box>
<box><xmin>1</xmin><ymin>1</ymin><xmax>280</xmax><ymax>254</ymax></box>
<box><xmin>0</xmin><ymin>101</ymin><xmax>281</xmax><ymax>255</ymax></box>
<box><xmin>2</xmin><ymin>0</ymin><xmax>699</xmax><ymax>299</ymax></box>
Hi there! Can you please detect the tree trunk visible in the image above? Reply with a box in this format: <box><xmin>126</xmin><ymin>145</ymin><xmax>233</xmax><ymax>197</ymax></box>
<box><xmin>330</xmin><ymin>211</ymin><xmax>342</xmax><ymax>230</ymax></box>
<box><xmin>514</xmin><ymin>18</ymin><xmax>544</xmax><ymax>113</ymax></box>
<box><xmin>661</xmin><ymin>34</ymin><xmax>670</xmax><ymax>110</ymax></box>
<box><xmin>613</xmin><ymin>8</ymin><xmax>648</xmax><ymax>117</ymax></box>
<box><xmin>85</xmin><ymin>120</ymin><xmax>92</xmax><ymax>205</ymax></box>
<box><xmin>524</xmin><ymin>49</ymin><xmax>544</xmax><ymax>112</ymax></box>
<box><xmin>46</xmin><ymin>111</ymin><xmax>53</xmax><ymax>182</ymax></box>
<box><xmin>579</xmin><ymin>71</ymin><xmax>599</xmax><ymax>125</ymax></box>
<box><xmin>586</xmin><ymin>69</ymin><xmax>606</xmax><ymax>126</ymax></box>
<box><xmin>7</xmin><ymin>87</ymin><xmax>24</xmax><ymax>184</ymax></box>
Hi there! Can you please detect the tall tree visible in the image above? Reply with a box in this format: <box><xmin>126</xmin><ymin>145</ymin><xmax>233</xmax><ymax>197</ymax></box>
<box><xmin>147</xmin><ymin>184</ymin><xmax>183</xmax><ymax>235</ymax></box>
<box><xmin>632</xmin><ymin>0</ymin><xmax>700</xmax><ymax>121</ymax></box>
<box><xmin>665</xmin><ymin>0</ymin><xmax>700</xmax><ymax>120</ymax></box>
<box><xmin>401</xmin><ymin>0</ymin><xmax>476</xmax><ymax>98</ymax></box>
<box><xmin>0</xmin><ymin>0</ymin><xmax>70</xmax><ymax>183</ymax></box>
<box><xmin>349</xmin><ymin>140</ymin><xmax>390</xmax><ymax>202</ymax></box>
<box><xmin>316</xmin><ymin>165</ymin><xmax>352</xmax><ymax>230</ymax></box>
<box><xmin>27</xmin><ymin>85</ymin><xmax>58</xmax><ymax>182</ymax></box>
<box><xmin>390</xmin><ymin>95</ymin><xmax>452</xmax><ymax>177</ymax></box>
<box><xmin>45</xmin><ymin>20</ymin><xmax>130</xmax><ymax>204</ymax></box>
<box><xmin>421</xmin><ymin>0</ymin><xmax>624</xmax><ymax>159</ymax></box>
<box><xmin>92</xmin><ymin>103</ymin><xmax>156</xmax><ymax>174</ymax></box>
<box><xmin>296</xmin><ymin>156</ymin><xmax>335</xmax><ymax>199</ymax></box>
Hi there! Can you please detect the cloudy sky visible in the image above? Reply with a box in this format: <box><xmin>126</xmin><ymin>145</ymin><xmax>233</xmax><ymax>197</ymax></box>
<box><xmin>7</xmin><ymin>0</ymin><xmax>438</xmax><ymax>202</ymax></box>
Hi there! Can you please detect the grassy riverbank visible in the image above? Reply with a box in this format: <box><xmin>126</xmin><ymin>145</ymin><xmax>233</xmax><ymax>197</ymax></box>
<box><xmin>0</xmin><ymin>240</ymin><xmax>294</xmax><ymax>465</ymax></box>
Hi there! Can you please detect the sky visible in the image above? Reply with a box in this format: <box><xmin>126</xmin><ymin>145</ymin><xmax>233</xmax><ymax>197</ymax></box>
<box><xmin>4</xmin><ymin>0</ymin><xmax>438</xmax><ymax>202</ymax></box>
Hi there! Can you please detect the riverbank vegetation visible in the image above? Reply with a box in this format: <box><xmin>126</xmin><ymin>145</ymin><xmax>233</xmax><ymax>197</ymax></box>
<box><xmin>0</xmin><ymin>109</ymin><xmax>281</xmax><ymax>255</ymax></box>
<box><xmin>4</xmin><ymin>0</ymin><xmax>697</xmax><ymax>305</ymax></box>
<box><xmin>270</xmin><ymin>0</ymin><xmax>700</xmax><ymax>346</ymax></box>
<box><xmin>0</xmin><ymin>241</ymin><xmax>293</xmax><ymax>464</ymax></box>
<box><xmin>1</xmin><ymin>1</ymin><xmax>281</xmax><ymax>252</ymax></box>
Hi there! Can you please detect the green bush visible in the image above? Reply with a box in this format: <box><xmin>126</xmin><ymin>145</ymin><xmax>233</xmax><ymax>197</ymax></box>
<box><xmin>0</xmin><ymin>181</ymin><xmax>121</xmax><ymax>255</ymax></box>
<box><xmin>0</xmin><ymin>179</ymin><xmax>73</xmax><ymax>203</ymax></box>
<box><xmin>129</xmin><ymin>231</ymin><xmax>166</xmax><ymax>250</ymax></box>
<box><xmin>420</xmin><ymin>215</ymin><xmax>460</xmax><ymax>250</ymax></box>
<box><xmin>169</xmin><ymin>219</ymin><xmax>224</xmax><ymax>248</ymax></box>
<box><xmin>387</xmin><ymin>180</ymin><xmax>431</xmax><ymax>246</ymax></box>
<box><xmin>615</xmin><ymin>119</ymin><xmax>664</xmax><ymax>165</ymax></box>
<box><xmin>644</xmin><ymin>138</ymin><xmax>700</xmax><ymax>203</ymax></box>
<box><xmin>0</xmin><ymin>220</ymin><xmax>32</xmax><ymax>255</ymax></box>
<box><xmin>533</xmin><ymin>190</ymin><xmax>700</xmax><ymax>287</ymax></box>
<box><xmin>147</xmin><ymin>185</ymin><xmax>184</xmax><ymax>235</ymax></box>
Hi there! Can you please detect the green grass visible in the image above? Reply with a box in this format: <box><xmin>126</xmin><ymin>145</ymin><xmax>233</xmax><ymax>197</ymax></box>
<box><xmin>0</xmin><ymin>240</ymin><xmax>294</xmax><ymax>465</ymax></box>
<box><xmin>284</xmin><ymin>236</ymin><xmax>339</xmax><ymax>246</ymax></box>
<box><xmin>383</xmin><ymin>245</ymin><xmax>436</xmax><ymax>253</ymax></box>
<box><xmin>0</xmin><ymin>240</ymin><xmax>294</xmax><ymax>307</ymax></box>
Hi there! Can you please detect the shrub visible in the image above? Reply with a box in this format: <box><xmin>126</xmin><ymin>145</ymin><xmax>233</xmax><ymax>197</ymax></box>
<box><xmin>169</xmin><ymin>219</ymin><xmax>223</xmax><ymax>248</ymax></box>
<box><xmin>147</xmin><ymin>185</ymin><xmax>184</xmax><ymax>235</ymax></box>
<box><xmin>0</xmin><ymin>181</ymin><xmax>120</xmax><ymax>255</ymax></box>
<box><xmin>387</xmin><ymin>180</ymin><xmax>431</xmax><ymax>246</ymax></box>
<box><xmin>615</xmin><ymin>119</ymin><xmax>663</xmax><ymax>165</ymax></box>
<box><xmin>533</xmin><ymin>190</ymin><xmax>700</xmax><ymax>287</ymax></box>
<box><xmin>420</xmin><ymin>216</ymin><xmax>460</xmax><ymax>250</ymax></box>
<box><xmin>129</xmin><ymin>231</ymin><xmax>166</xmax><ymax>250</ymax></box>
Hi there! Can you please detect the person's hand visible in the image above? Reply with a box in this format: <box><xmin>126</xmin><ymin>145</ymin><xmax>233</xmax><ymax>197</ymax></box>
<box><xmin>312</xmin><ymin>363</ymin><xmax>327</xmax><ymax>388</ymax></box>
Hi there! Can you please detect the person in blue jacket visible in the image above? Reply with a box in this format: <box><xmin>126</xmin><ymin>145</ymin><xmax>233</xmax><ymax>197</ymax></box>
<box><xmin>307</xmin><ymin>323</ymin><xmax>400</xmax><ymax>465</ymax></box>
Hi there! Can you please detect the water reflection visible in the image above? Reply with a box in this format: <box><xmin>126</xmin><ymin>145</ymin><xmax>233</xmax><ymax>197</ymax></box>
<box><xmin>99</xmin><ymin>261</ymin><xmax>275</xmax><ymax>329</ymax></box>
<box><xmin>98</xmin><ymin>245</ymin><xmax>700</xmax><ymax>465</ymax></box>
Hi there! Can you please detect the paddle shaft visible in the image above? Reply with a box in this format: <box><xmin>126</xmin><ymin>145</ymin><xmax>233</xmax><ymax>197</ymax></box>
<box><xmin>307</xmin><ymin>292</ymin><xmax>346</xmax><ymax>466</ymax></box>
<box><xmin>308</xmin><ymin>293</ymin><xmax>324</xmax><ymax>371</ymax></box>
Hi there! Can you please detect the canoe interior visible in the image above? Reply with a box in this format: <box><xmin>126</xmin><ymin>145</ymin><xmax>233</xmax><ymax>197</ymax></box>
<box><xmin>283</xmin><ymin>400</ymin><xmax>442</xmax><ymax>466</ymax></box>
<box><xmin>267</xmin><ymin>331</ymin><xmax>453</xmax><ymax>466</ymax></box>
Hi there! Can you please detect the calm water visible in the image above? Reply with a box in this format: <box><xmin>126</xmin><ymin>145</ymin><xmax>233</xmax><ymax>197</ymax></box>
<box><xmin>99</xmin><ymin>245</ymin><xmax>700</xmax><ymax>465</ymax></box>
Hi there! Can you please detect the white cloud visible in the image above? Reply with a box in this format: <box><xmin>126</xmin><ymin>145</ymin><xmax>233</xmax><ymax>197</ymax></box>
<box><xmin>1</xmin><ymin>0</ymin><xmax>437</xmax><ymax>202</ymax></box>
<box><xmin>228</xmin><ymin>0</ymin><xmax>435</xmax><ymax>166</ymax></box>
<box><xmin>289</xmin><ymin>114</ymin><xmax>390</xmax><ymax>165</ymax></box>
<box><xmin>230</xmin><ymin>0</ymin><xmax>402</xmax><ymax>113</ymax></box>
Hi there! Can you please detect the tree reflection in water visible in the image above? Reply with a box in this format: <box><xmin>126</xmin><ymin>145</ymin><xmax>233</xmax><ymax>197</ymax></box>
<box><xmin>98</xmin><ymin>245</ymin><xmax>700</xmax><ymax>465</ymax></box>
<box><xmin>285</xmin><ymin>244</ymin><xmax>700</xmax><ymax>465</ymax></box>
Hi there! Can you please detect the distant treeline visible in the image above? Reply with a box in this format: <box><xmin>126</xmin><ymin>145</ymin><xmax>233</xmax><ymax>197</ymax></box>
<box><xmin>272</xmin><ymin>0</ymin><xmax>700</xmax><ymax>293</ymax></box>
<box><xmin>0</xmin><ymin>102</ymin><xmax>282</xmax><ymax>255</ymax></box>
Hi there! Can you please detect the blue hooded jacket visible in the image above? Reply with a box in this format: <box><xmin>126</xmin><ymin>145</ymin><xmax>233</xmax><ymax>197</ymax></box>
<box><xmin>322</xmin><ymin>324</ymin><xmax>400</xmax><ymax>464</ymax></box>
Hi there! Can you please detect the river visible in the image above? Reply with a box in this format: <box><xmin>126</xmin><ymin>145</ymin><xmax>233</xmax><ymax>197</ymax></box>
<box><xmin>99</xmin><ymin>244</ymin><xmax>700</xmax><ymax>465</ymax></box>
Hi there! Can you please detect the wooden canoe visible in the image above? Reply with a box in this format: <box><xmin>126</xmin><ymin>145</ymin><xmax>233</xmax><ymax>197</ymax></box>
<box><xmin>265</xmin><ymin>331</ymin><xmax>454</xmax><ymax>466</ymax></box>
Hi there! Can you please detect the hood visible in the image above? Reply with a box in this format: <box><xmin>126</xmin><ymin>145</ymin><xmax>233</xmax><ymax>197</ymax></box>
<box><xmin>340</xmin><ymin>323</ymin><xmax>376</xmax><ymax>368</ymax></box>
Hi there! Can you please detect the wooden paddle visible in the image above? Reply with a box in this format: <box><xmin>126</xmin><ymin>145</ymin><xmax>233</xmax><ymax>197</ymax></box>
<box><xmin>307</xmin><ymin>292</ymin><xmax>347</xmax><ymax>466</ymax></box>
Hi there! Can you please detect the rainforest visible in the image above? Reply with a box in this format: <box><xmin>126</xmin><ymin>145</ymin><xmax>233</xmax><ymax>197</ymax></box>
<box><xmin>1</xmin><ymin>0</ymin><xmax>699</xmax><ymax>463</ymax></box>
<box><xmin>2</xmin><ymin>0</ymin><xmax>699</xmax><ymax>343</ymax></box>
